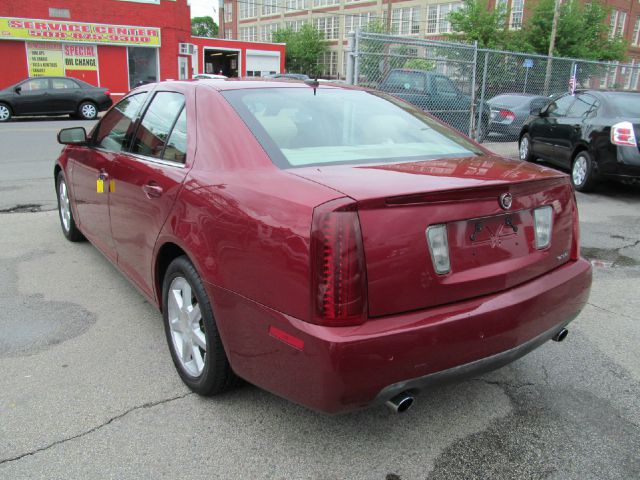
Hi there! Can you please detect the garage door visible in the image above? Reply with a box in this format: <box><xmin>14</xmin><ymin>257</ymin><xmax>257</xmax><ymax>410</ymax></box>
<box><xmin>246</xmin><ymin>50</ymin><xmax>280</xmax><ymax>77</ymax></box>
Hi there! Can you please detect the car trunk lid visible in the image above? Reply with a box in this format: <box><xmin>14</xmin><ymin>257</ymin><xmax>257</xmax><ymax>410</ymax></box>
<box><xmin>291</xmin><ymin>155</ymin><xmax>575</xmax><ymax>317</ymax></box>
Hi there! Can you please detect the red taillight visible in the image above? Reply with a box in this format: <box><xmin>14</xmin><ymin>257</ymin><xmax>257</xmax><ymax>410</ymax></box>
<box><xmin>310</xmin><ymin>198</ymin><xmax>367</xmax><ymax>327</ymax></box>
<box><xmin>570</xmin><ymin>191</ymin><xmax>580</xmax><ymax>261</ymax></box>
<box><xmin>611</xmin><ymin>121</ymin><xmax>637</xmax><ymax>146</ymax></box>
<box><xmin>499</xmin><ymin>109</ymin><xmax>515</xmax><ymax>123</ymax></box>
<box><xmin>105</xmin><ymin>89</ymin><xmax>111</xmax><ymax>97</ymax></box>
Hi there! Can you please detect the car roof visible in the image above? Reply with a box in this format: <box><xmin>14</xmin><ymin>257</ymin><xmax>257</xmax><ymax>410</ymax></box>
<box><xmin>149</xmin><ymin>78</ymin><xmax>348</xmax><ymax>92</ymax></box>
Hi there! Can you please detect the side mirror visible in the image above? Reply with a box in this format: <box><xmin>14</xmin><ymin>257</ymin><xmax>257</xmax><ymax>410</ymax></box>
<box><xmin>14</xmin><ymin>86</ymin><xmax>21</xmax><ymax>94</ymax></box>
<box><xmin>58</xmin><ymin>127</ymin><xmax>88</xmax><ymax>145</ymax></box>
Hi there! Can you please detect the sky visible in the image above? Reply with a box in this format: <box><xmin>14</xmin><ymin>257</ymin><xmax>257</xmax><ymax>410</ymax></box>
<box><xmin>189</xmin><ymin>0</ymin><xmax>217</xmax><ymax>18</ymax></box>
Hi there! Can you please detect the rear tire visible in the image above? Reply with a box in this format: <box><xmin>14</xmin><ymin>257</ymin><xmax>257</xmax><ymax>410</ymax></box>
<box><xmin>78</xmin><ymin>101</ymin><xmax>98</xmax><ymax>120</ymax></box>
<box><xmin>162</xmin><ymin>256</ymin><xmax>237</xmax><ymax>396</ymax></box>
<box><xmin>0</xmin><ymin>103</ymin><xmax>12</xmax><ymax>122</ymax></box>
<box><xmin>571</xmin><ymin>151</ymin><xmax>598</xmax><ymax>192</ymax></box>
<box><xmin>56</xmin><ymin>171</ymin><xmax>84</xmax><ymax>242</ymax></box>
<box><xmin>519</xmin><ymin>133</ymin><xmax>535</xmax><ymax>162</ymax></box>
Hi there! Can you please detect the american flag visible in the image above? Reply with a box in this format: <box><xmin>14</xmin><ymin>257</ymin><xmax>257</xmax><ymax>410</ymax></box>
<box><xmin>569</xmin><ymin>64</ymin><xmax>578</xmax><ymax>95</ymax></box>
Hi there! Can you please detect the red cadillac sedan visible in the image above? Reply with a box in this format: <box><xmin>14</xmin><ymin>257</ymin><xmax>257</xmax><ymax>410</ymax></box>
<box><xmin>54</xmin><ymin>80</ymin><xmax>592</xmax><ymax>414</ymax></box>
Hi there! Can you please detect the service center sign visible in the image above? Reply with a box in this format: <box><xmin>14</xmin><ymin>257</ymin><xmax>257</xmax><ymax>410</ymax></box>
<box><xmin>0</xmin><ymin>17</ymin><xmax>160</xmax><ymax>47</ymax></box>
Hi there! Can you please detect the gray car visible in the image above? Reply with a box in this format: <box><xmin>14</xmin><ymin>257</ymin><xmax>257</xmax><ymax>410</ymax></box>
<box><xmin>487</xmin><ymin>93</ymin><xmax>549</xmax><ymax>138</ymax></box>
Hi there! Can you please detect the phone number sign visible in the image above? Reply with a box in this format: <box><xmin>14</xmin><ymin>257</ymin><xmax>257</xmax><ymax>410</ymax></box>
<box><xmin>0</xmin><ymin>17</ymin><xmax>161</xmax><ymax>47</ymax></box>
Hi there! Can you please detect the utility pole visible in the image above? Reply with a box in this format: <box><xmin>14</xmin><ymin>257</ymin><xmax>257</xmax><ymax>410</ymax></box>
<box><xmin>543</xmin><ymin>0</ymin><xmax>561</xmax><ymax>95</ymax></box>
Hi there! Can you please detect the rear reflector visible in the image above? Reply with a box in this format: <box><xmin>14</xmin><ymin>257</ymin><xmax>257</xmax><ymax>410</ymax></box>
<box><xmin>268</xmin><ymin>326</ymin><xmax>304</xmax><ymax>351</ymax></box>
<box><xmin>533</xmin><ymin>206</ymin><xmax>553</xmax><ymax>249</ymax></box>
<box><xmin>426</xmin><ymin>224</ymin><xmax>451</xmax><ymax>274</ymax></box>
<box><xmin>611</xmin><ymin>121</ymin><xmax>637</xmax><ymax>147</ymax></box>
<box><xmin>310</xmin><ymin>198</ymin><xmax>367</xmax><ymax>327</ymax></box>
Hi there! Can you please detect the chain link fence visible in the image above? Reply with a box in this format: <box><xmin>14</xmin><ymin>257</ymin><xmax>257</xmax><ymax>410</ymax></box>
<box><xmin>346</xmin><ymin>31</ymin><xmax>640</xmax><ymax>151</ymax></box>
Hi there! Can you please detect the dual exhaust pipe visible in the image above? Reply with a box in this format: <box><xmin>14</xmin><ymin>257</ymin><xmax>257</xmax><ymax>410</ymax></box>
<box><xmin>385</xmin><ymin>328</ymin><xmax>569</xmax><ymax>414</ymax></box>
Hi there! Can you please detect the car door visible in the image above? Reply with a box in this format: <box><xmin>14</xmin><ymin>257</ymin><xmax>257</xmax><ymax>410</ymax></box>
<box><xmin>552</xmin><ymin>93</ymin><xmax>599</xmax><ymax>167</ymax></box>
<box><xmin>12</xmin><ymin>78</ymin><xmax>50</xmax><ymax>115</ymax></box>
<box><xmin>431</xmin><ymin>75</ymin><xmax>468</xmax><ymax>132</ymax></box>
<box><xmin>529</xmin><ymin>94</ymin><xmax>575</xmax><ymax>162</ymax></box>
<box><xmin>108</xmin><ymin>89</ymin><xmax>192</xmax><ymax>298</ymax></box>
<box><xmin>49</xmin><ymin>78</ymin><xmax>83</xmax><ymax>113</ymax></box>
<box><xmin>70</xmin><ymin>92</ymin><xmax>149</xmax><ymax>260</ymax></box>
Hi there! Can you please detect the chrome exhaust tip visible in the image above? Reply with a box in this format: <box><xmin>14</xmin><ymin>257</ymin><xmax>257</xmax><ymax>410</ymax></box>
<box><xmin>552</xmin><ymin>328</ymin><xmax>569</xmax><ymax>342</ymax></box>
<box><xmin>385</xmin><ymin>392</ymin><xmax>415</xmax><ymax>414</ymax></box>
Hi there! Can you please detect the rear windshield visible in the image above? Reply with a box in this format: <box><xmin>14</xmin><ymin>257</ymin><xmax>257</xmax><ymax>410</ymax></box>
<box><xmin>222</xmin><ymin>88</ymin><xmax>480</xmax><ymax>169</ymax></box>
<box><xmin>605</xmin><ymin>93</ymin><xmax>640</xmax><ymax>118</ymax></box>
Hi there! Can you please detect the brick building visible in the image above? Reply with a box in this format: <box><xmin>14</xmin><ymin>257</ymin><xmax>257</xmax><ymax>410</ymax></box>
<box><xmin>0</xmin><ymin>0</ymin><xmax>285</xmax><ymax>99</ymax></box>
<box><xmin>220</xmin><ymin>0</ymin><xmax>640</xmax><ymax>79</ymax></box>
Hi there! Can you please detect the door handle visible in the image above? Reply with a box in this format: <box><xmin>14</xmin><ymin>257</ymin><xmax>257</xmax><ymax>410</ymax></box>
<box><xmin>142</xmin><ymin>182</ymin><xmax>163</xmax><ymax>198</ymax></box>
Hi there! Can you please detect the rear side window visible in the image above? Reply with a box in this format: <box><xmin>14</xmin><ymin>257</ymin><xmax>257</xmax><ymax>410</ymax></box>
<box><xmin>131</xmin><ymin>92</ymin><xmax>185</xmax><ymax>161</ymax></box>
<box><xmin>433</xmin><ymin>77</ymin><xmax>457</xmax><ymax>94</ymax></box>
<box><xmin>567</xmin><ymin>94</ymin><xmax>598</xmax><ymax>117</ymax></box>
<box><xmin>52</xmin><ymin>78</ymin><xmax>79</xmax><ymax>89</ymax></box>
<box><xmin>163</xmin><ymin>108</ymin><xmax>187</xmax><ymax>164</ymax></box>
<box><xmin>383</xmin><ymin>71</ymin><xmax>426</xmax><ymax>92</ymax></box>
<box><xmin>95</xmin><ymin>92</ymin><xmax>148</xmax><ymax>152</ymax></box>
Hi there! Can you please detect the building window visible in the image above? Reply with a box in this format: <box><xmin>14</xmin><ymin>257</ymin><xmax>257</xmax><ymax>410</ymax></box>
<box><xmin>427</xmin><ymin>3</ymin><xmax>461</xmax><ymax>34</ymax></box>
<box><xmin>509</xmin><ymin>0</ymin><xmax>524</xmax><ymax>30</ymax></box>
<box><xmin>239</xmin><ymin>26</ymin><xmax>258</xmax><ymax>41</ymax></box>
<box><xmin>610</xmin><ymin>10</ymin><xmax>627</xmax><ymax>39</ymax></box>
<box><xmin>225</xmin><ymin>29</ymin><xmax>234</xmax><ymax>39</ymax></box>
<box><xmin>390</xmin><ymin>7</ymin><xmax>421</xmax><ymax>35</ymax></box>
<box><xmin>49</xmin><ymin>8</ymin><xmax>71</xmax><ymax>18</ymax></box>
<box><xmin>261</xmin><ymin>23</ymin><xmax>280</xmax><ymax>41</ymax></box>
<box><xmin>313</xmin><ymin>0</ymin><xmax>339</xmax><ymax>7</ymax></box>
<box><xmin>344</xmin><ymin>12</ymin><xmax>374</xmax><ymax>36</ymax></box>
<box><xmin>239</xmin><ymin>0</ymin><xmax>258</xmax><ymax>19</ymax></box>
<box><xmin>286</xmin><ymin>0</ymin><xmax>308</xmax><ymax>9</ymax></box>
<box><xmin>313</xmin><ymin>16</ymin><xmax>339</xmax><ymax>40</ymax></box>
<box><xmin>262</xmin><ymin>0</ymin><xmax>279</xmax><ymax>16</ymax></box>
<box><xmin>319</xmin><ymin>51</ymin><xmax>338</xmax><ymax>77</ymax></box>
<box><xmin>128</xmin><ymin>47</ymin><xmax>158</xmax><ymax>89</ymax></box>
<box><xmin>633</xmin><ymin>17</ymin><xmax>640</xmax><ymax>46</ymax></box>
<box><xmin>224</xmin><ymin>3</ymin><xmax>233</xmax><ymax>23</ymax></box>
<box><xmin>285</xmin><ymin>19</ymin><xmax>307</xmax><ymax>31</ymax></box>
<box><xmin>627</xmin><ymin>59</ymin><xmax>639</xmax><ymax>90</ymax></box>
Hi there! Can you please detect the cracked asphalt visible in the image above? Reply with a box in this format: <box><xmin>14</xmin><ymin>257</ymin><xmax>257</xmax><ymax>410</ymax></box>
<box><xmin>0</xmin><ymin>120</ymin><xmax>639</xmax><ymax>479</ymax></box>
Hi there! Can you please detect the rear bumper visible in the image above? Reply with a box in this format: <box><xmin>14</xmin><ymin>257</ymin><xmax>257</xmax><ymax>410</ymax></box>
<box><xmin>209</xmin><ymin>258</ymin><xmax>592</xmax><ymax>414</ymax></box>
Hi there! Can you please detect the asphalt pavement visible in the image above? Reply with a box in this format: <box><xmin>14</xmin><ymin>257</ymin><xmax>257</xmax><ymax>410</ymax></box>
<box><xmin>0</xmin><ymin>119</ymin><xmax>638</xmax><ymax>479</ymax></box>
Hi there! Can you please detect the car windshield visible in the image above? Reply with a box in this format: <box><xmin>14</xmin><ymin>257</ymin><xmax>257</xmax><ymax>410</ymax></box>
<box><xmin>222</xmin><ymin>88</ymin><xmax>480</xmax><ymax>168</ymax></box>
<box><xmin>605</xmin><ymin>93</ymin><xmax>640</xmax><ymax>118</ymax></box>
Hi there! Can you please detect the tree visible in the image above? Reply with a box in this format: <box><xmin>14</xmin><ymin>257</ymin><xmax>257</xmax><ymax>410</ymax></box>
<box><xmin>272</xmin><ymin>25</ymin><xmax>328</xmax><ymax>76</ymax></box>
<box><xmin>521</xmin><ymin>0</ymin><xmax>626</xmax><ymax>61</ymax></box>
<box><xmin>447</xmin><ymin>0</ymin><xmax>513</xmax><ymax>49</ymax></box>
<box><xmin>191</xmin><ymin>16</ymin><xmax>218</xmax><ymax>37</ymax></box>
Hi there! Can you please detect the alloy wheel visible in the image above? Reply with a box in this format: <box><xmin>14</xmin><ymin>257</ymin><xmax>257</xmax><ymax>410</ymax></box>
<box><xmin>519</xmin><ymin>137</ymin><xmax>529</xmax><ymax>161</ymax></box>
<box><xmin>81</xmin><ymin>103</ymin><xmax>97</xmax><ymax>119</ymax></box>
<box><xmin>0</xmin><ymin>105</ymin><xmax>10</xmax><ymax>121</ymax></box>
<box><xmin>167</xmin><ymin>276</ymin><xmax>206</xmax><ymax>377</ymax></box>
<box><xmin>572</xmin><ymin>156</ymin><xmax>587</xmax><ymax>186</ymax></box>
<box><xmin>58</xmin><ymin>179</ymin><xmax>71</xmax><ymax>232</ymax></box>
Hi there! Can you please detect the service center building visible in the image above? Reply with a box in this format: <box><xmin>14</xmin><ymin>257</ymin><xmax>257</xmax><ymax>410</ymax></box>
<box><xmin>0</xmin><ymin>0</ymin><xmax>285</xmax><ymax>99</ymax></box>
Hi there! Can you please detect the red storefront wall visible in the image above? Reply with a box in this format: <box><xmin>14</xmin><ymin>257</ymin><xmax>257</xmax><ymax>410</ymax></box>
<box><xmin>0</xmin><ymin>0</ymin><xmax>192</xmax><ymax>95</ymax></box>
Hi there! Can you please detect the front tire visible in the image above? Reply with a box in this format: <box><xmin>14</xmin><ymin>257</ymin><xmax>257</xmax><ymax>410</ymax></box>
<box><xmin>0</xmin><ymin>103</ymin><xmax>12</xmax><ymax>122</ymax></box>
<box><xmin>56</xmin><ymin>171</ymin><xmax>84</xmax><ymax>242</ymax></box>
<box><xmin>162</xmin><ymin>256</ymin><xmax>237</xmax><ymax>396</ymax></box>
<box><xmin>519</xmin><ymin>133</ymin><xmax>535</xmax><ymax>162</ymax></box>
<box><xmin>571</xmin><ymin>151</ymin><xmax>598</xmax><ymax>192</ymax></box>
<box><xmin>78</xmin><ymin>101</ymin><xmax>98</xmax><ymax>120</ymax></box>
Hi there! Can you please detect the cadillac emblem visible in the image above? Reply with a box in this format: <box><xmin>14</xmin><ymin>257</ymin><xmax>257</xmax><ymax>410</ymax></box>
<box><xmin>499</xmin><ymin>193</ymin><xmax>513</xmax><ymax>210</ymax></box>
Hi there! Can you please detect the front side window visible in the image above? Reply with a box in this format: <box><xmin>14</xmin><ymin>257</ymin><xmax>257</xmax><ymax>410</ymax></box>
<box><xmin>95</xmin><ymin>92</ymin><xmax>148</xmax><ymax>152</ymax></box>
<box><xmin>547</xmin><ymin>94</ymin><xmax>575</xmax><ymax>117</ymax></box>
<box><xmin>223</xmin><ymin>88</ymin><xmax>480</xmax><ymax>168</ymax></box>
<box><xmin>21</xmin><ymin>78</ymin><xmax>49</xmax><ymax>91</ymax></box>
<box><xmin>131</xmin><ymin>92</ymin><xmax>186</xmax><ymax>160</ymax></box>
<box><xmin>434</xmin><ymin>76</ymin><xmax>458</xmax><ymax>94</ymax></box>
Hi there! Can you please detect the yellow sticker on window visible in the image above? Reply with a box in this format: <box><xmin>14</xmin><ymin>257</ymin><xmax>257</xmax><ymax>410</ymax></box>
<box><xmin>96</xmin><ymin>179</ymin><xmax>104</xmax><ymax>193</ymax></box>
